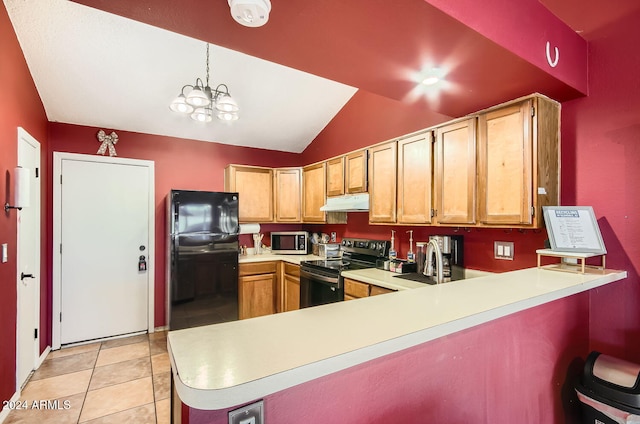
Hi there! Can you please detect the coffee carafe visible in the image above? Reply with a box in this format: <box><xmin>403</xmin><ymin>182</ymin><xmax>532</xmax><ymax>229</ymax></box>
<box><xmin>426</xmin><ymin>235</ymin><xmax>464</xmax><ymax>282</ymax></box>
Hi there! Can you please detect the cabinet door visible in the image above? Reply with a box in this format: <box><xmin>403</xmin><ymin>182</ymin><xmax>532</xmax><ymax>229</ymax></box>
<box><xmin>326</xmin><ymin>157</ymin><xmax>345</xmax><ymax>197</ymax></box>
<box><xmin>283</xmin><ymin>274</ymin><xmax>300</xmax><ymax>312</ymax></box>
<box><xmin>397</xmin><ymin>131</ymin><xmax>433</xmax><ymax>224</ymax></box>
<box><xmin>302</xmin><ymin>163</ymin><xmax>326</xmax><ymax>223</ymax></box>
<box><xmin>477</xmin><ymin>100</ymin><xmax>533</xmax><ymax>225</ymax></box>
<box><xmin>345</xmin><ymin>150</ymin><xmax>368</xmax><ymax>193</ymax></box>
<box><xmin>368</xmin><ymin>142</ymin><xmax>397</xmax><ymax>223</ymax></box>
<box><xmin>239</xmin><ymin>273</ymin><xmax>277</xmax><ymax>319</ymax></box>
<box><xmin>275</xmin><ymin>168</ymin><xmax>302</xmax><ymax>222</ymax></box>
<box><xmin>434</xmin><ymin>119</ymin><xmax>476</xmax><ymax>225</ymax></box>
<box><xmin>344</xmin><ymin>278</ymin><xmax>370</xmax><ymax>299</ymax></box>
<box><xmin>225</xmin><ymin>165</ymin><xmax>274</xmax><ymax>223</ymax></box>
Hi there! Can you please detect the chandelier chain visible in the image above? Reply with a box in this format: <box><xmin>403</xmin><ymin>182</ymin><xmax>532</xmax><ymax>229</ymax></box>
<box><xmin>205</xmin><ymin>43</ymin><xmax>210</xmax><ymax>87</ymax></box>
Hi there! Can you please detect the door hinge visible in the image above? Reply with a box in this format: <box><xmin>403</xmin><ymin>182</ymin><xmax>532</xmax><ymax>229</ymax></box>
<box><xmin>60</xmin><ymin>174</ymin><xmax>62</xmax><ymax>184</ymax></box>
<box><xmin>35</xmin><ymin>168</ymin><xmax>39</xmax><ymax>178</ymax></box>
<box><xmin>531</xmin><ymin>106</ymin><xmax>536</xmax><ymax>117</ymax></box>
<box><xmin>59</xmin><ymin>312</ymin><xmax>62</xmax><ymax>322</ymax></box>
<box><xmin>59</xmin><ymin>244</ymin><xmax>62</xmax><ymax>254</ymax></box>
<box><xmin>34</xmin><ymin>328</ymin><xmax>38</xmax><ymax>339</ymax></box>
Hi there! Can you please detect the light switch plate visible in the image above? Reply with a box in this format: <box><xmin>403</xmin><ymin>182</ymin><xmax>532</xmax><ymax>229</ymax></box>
<box><xmin>494</xmin><ymin>241</ymin><xmax>514</xmax><ymax>260</ymax></box>
<box><xmin>1</xmin><ymin>243</ymin><xmax>7</xmax><ymax>263</ymax></box>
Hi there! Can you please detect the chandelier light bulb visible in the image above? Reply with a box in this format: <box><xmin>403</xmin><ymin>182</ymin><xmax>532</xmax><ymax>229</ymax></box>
<box><xmin>170</xmin><ymin>94</ymin><xmax>195</xmax><ymax>114</ymax></box>
<box><xmin>216</xmin><ymin>95</ymin><xmax>239</xmax><ymax>112</ymax></box>
<box><xmin>186</xmin><ymin>86</ymin><xmax>211</xmax><ymax>107</ymax></box>
<box><xmin>191</xmin><ymin>107</ymin><xmax>213</xmax><ymax>123</ymax></box>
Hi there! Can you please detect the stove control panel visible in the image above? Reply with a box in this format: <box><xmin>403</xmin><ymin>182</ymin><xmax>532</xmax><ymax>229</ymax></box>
<box><xmin>341</xmin><ymin>238</ymin><xmax>390</xmax><ymax>258</ymax></box>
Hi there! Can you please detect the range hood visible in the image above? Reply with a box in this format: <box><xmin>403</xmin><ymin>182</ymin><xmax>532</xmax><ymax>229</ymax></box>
<box><xmin>320</xmin><ymin>193</ymin><xmax>369</xmax><ymax>212</ymax></box>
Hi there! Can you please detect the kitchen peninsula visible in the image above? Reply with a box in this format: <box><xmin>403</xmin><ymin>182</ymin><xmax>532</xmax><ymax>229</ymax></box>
<box><xmin>168</xmin><ymin>265</ymin><xmax>627</xmax><ymax>422</ymax></box>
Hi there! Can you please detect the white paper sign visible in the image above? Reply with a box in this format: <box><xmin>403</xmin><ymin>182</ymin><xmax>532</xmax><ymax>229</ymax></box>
<box><xmin>543</xmin><ymin>206</ymin><xmax>606</xmax><ymax>254</ymax></box>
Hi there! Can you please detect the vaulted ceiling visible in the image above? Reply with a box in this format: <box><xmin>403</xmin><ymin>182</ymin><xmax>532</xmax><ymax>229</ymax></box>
<box><xmin>6</xmin><ymin>0</ymin><xmax>639</xmax><ymax>153</ymax></box>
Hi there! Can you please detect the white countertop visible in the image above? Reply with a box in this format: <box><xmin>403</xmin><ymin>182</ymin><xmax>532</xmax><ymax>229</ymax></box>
<box><xmin>168</xmin><ymin>266</ymin><xmax>627</xmax><ymax>410</ymax></box>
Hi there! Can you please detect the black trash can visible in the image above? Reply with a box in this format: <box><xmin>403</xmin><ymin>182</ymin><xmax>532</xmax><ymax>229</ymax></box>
<box><xmin>576</xmin><ymin>351</ymin><xmax>640</xmax><ymax>423</ymax></box>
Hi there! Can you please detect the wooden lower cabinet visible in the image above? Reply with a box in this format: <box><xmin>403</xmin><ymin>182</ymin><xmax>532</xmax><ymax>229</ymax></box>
<box><xmin>344</xmin><ymin>278</ymin><xmax>396</xmax><ymax>300</ymax></box>
<box><xmin>282</xmin><ymin>263</ymin><xmax>300</xmax><ymax>312</ymax></box>
<box><xmin>238</xmin><ymin>262</ymin><xmax>278</xmax><ymax>319</ymax></box>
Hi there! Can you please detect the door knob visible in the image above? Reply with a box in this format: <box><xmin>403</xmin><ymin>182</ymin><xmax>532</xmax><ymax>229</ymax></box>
<box><xmin>20</xmin><ymin>272</ymin><xmax>35</xmax><ymax>281</ymax></box>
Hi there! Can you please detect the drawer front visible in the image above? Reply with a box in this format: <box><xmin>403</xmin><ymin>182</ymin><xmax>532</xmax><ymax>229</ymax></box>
<box><xmin>283</xmin><ymin>262</ymin><xmax>300</xmax><ymax>277</ymax></box>
<box><xmin>370</xmin><ymin>285</ymin><xmax>395</xmax><ymax>296</ymax></box>
<box><xmin>239</xmin><ymin>261</ymin><xmax>278</xmax><ymax>276</ymax></box>
<box><xmin>344</xmin><ymin>278</ymin><xmax>369</xmax><ymax>298</ymax></box>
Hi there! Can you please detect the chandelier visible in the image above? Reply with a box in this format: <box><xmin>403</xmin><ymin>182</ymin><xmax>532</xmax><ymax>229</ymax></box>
<box><xmin>170</xmin><ymin>43</ymin><xmax>239</xmax><ymax>123</ymax></box>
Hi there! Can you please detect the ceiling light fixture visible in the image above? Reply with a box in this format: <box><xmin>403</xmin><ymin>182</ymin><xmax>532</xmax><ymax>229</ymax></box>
<box><xmin>170</xmin><ymin>43</ymin><xmax>239</xmax><ymax>123</ymax></box>
<box><xmin>228</xmin><ymin>0</ymin><xmax>271</xmax><ymax>28</ymax></box>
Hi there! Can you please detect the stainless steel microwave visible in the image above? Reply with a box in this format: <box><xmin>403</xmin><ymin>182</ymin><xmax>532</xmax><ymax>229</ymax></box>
<box><xmin>271</xmin><ymin>231</ymin><xmax>309</xmax><ymax>255</ymax></box>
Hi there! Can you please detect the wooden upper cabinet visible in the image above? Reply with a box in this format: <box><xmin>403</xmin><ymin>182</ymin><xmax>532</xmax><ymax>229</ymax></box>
<box><xmin>345</xmin><ymin>150</ymin><xmax>368</xmax><ymax>194</ymax></box>
<box><xmin>477</xmin><ymin>95</ymin><xmax>559</xmax><ymax>227</ymax></box>
<box><xmin>434</xmin><ymin>118</ymin><xmax>476</xmax><ymax>225</ymax></box>
<box><xmin>302</xmin><ymin>162</ymin><xmax>326</xmax><ymax>223</ymax></box>
<box><xmin>397</xmin><ymin>131</ymin><xmax>433</xmax><ymax>224</ymax></box>
<box><xmin>326</xmin><ymin>157</ymin><xmax>345</xmax><ymax>197</ymax></box>
<box><xmin>274</xmin><ymin>168</ymin><xmax>302</xmax><ymax>223</ymax></box>
<box><xmin>368</xmin><ymin>141</ymin><xmax>397</xmax><ymax>224</ymax></box>
<box><xmin>225</xmin><ymin>165</ymin><xmax>273</xmax><ymax>223</ymax></box>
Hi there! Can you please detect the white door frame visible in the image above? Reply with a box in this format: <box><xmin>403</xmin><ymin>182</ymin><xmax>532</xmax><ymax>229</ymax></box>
<box><xmin>52</xmin><ymin>152</ymin><xmax>155</xmax><ymax>349</ymax></box>
<box><xmin>16</xmin><ymin>127</ymin><xmax>41</xmax><ymax>389</ymax></box>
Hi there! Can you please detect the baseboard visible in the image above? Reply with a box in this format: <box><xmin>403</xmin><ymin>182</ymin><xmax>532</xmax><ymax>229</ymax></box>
<box><xmin>37</xmin><ymin>346</ymin><xmax>51</xmax><ymax>368</ymax></box>
<box><xmin>154</xmin><ymin>326</ymin><xmax>168</xmax><ymax>333</ymax></box>
<box><xmin>0</xmin><ymin>391</ymin><xmax>21</xmax><ymax>423</ymax></box>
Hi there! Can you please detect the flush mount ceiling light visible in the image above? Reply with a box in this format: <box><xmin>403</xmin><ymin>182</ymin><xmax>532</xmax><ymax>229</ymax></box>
<box><xmin>421</xmin><ymin>68</ymin><xmax>444</xmax><ymax>86</ymax></box>
<box><xmin>228</xmin><ymin>0</ymin><xmax>271</xmax><ymax>27</ymax></box>
<box><xmin>170</xmin><ymin>43</ymin><xmax>239</xmax><ymax>123</ymax></box>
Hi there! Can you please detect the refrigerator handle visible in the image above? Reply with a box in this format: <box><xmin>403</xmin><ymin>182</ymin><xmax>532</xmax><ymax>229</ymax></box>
<box><xmin>173</xmin><ymin>201</ymin><xmax>180</xmax><ymax>234</ymax></box>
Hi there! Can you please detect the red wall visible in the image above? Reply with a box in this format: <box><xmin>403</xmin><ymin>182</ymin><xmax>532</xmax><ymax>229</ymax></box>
<box><xmin>0</xmin><ymin>4</ymin><xmax>49</xmax><ymax>405</ymax></box>
<box><xmin>48</xmin><ymin>124</ymin><xmax>300</xmax><ymax>328</ymax></box>
<box><xmin>559</xmin><ymin>9</ymin><xmax>640</xmax><ymax>362</ymax></box>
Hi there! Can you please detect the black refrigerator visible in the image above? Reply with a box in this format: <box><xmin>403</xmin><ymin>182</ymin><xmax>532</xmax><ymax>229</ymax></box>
<box><xmin>167</xmin><ymin>190</ymin><xmax>239</xmax><ymax>330</ymax></box>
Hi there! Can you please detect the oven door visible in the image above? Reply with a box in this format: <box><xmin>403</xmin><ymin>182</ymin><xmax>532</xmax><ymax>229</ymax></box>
<box><xmin>300</xmin><ymin>268</ymin><xmax>344</xmax><ymax>308</ymax></box>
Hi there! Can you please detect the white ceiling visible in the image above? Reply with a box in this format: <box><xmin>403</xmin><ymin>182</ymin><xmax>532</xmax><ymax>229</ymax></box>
<box><xmin>4</xmin><ymin>0</ymin><xmax>358</xmax><ymax>153</ymax></box>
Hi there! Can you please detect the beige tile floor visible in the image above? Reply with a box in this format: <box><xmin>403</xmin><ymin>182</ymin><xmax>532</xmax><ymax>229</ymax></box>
<box><xmin>5</xmin><ymin>332</ymin><xmax>170</xmax><ymax>424</ymax></box>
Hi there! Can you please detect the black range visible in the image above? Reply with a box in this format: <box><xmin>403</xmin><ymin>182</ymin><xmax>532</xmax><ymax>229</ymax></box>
<box><xmin>299</xmin><ymin>238</ymin><xmax>390</xmax><ymax>308</ymax></box>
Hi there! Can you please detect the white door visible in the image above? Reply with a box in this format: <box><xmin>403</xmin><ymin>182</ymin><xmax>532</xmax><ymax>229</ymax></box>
<box><xmin>59</xmin><ymin>157</ymin><xmax>152</xmax><ymax>345</ymax></box>
<box><xmin>16</xmin><ymin>128</ymin><xmax>41</xmax><ymax>389</ymax></box>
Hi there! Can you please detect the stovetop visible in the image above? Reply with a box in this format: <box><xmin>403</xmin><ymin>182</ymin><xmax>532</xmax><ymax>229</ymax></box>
<box><xmin>301</xmin><ymin>237</ymin><xmax>390</xmax><ymax>275</ymax></box>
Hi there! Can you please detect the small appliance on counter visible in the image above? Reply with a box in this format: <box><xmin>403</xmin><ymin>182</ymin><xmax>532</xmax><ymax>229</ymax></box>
<box><xmin>426</xmin><ymin>235</ymin><xmax>464</xmax><ymax>282</ymax></box>
<box><xmin>392</xmin><ymin>235</ymin><xmax>463</xmax><ymax>285</ymax></box>
<box><xmin>318</xmin><ymin>243</ymin><xmax>341</xmax><ymax>259</ymax></box>
<box><xmin>270</xmin><ymin>231</ymin><xmax>310</xmax><ymax>254</ymax></box>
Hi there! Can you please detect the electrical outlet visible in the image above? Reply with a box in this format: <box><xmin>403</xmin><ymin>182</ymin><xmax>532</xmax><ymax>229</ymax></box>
<box><xmin>330</xmin><ymin>232</ymin><xmax>337</xmax><ymax>242</ymax></box>
<box><xmin>1</xmin><ymin>243</ymin><xmax>7</xmax><ymax>263</ymax></box>
<box><xmin>494</xmin><ymin>241</ymin><xmax>514</xmax><ymax>260</ymax></box>
<box><xmin>229</xmin><ymin>400</ymin><xmax>263</xmax><ymax>424</ymax></box>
